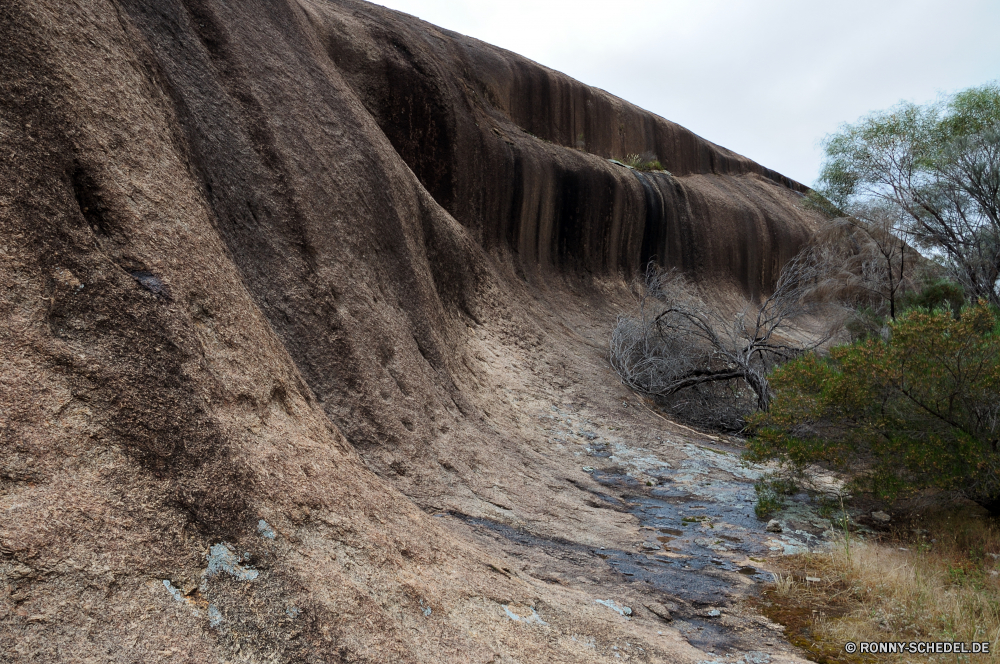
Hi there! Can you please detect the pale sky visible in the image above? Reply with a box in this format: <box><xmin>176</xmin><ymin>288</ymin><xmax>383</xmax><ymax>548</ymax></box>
<box><xmin>371</xmin><ymin>0</ymin><xmax>1000</xmax><ymax>187</ymax></box>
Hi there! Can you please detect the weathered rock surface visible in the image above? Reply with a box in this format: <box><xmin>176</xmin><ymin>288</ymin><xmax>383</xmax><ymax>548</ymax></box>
<box><xmin>646</xmin><ymin>602</ymin><xmax>673</xmax><ymax>622</ymax></box>
<box><xmin>320</xmin><ymin>0</ymin><xmax>816</xmax><ymax>295</ymax></box>
<box><xmin>0</xmin><ymin>0</ymin><xmax>823</xmax><ymax>661</ymax></box>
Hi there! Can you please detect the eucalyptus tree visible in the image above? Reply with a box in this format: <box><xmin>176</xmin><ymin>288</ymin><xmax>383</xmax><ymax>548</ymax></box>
<box><xmin>817</xmin><ymin>83</ymin><xmax>1000</xmax><ymax>307</ymax></box>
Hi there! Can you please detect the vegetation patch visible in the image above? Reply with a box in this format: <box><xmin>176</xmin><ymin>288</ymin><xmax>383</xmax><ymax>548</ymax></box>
<box><xmin>619</xmin><ymin>153</ymin><xmax>667</xmax><ymax>172</ymax></box>
<box><xmin>759</xmin><ymin>507</ymin><xmax>1000</xmax><ymax>663</ymax></box>
<box><xmin>753</xmin><ymin>476</ymin><xmax>798</xmax><ymax>519</ymax></box>
<box><xmin>681</xmin><ymin>515</ymin><xmax>711</xmax><ymax>523</ymax></box>
<box><xmin>752</xmin><ymin>580</ymin><xmax>868</xmax><ymax>664</ymax></box>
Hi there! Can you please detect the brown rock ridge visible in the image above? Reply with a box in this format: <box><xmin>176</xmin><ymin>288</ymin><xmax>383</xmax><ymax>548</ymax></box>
<box><xmin>0</xmin><ymin>0</ymin><xmax>824</xmax><ymax>661</ymax></box>
<box><xmin>316</xmin><ymin>0</ymin><xmax>813</xmax><ymax>292</ymax></box>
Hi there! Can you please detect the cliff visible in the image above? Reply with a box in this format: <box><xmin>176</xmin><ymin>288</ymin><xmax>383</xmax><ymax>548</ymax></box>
<box><xmin>319</xmin><ymin>0</ymin><xmax>813</xmax><ymax>290</ymax></box>
<box><xmin>0</xmin><ymin>0</ymin><xmax>824</xmax><ymax>661</ymax></box>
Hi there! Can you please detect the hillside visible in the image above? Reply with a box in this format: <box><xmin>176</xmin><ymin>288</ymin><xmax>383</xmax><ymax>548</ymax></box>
<box><xmin>0</xmin><ymin>0</ymin><xmax>825</xmax><ymax>661</ymax></box>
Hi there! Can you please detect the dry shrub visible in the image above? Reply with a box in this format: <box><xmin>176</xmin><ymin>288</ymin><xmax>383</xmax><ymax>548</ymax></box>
<box><xmin>610</xmin><ymin>251</ymin><xmax>842</xmax><ymax>431</ymax></box>
<box><xmin>653</xmin><ymin>381</ymin><xmax>755</xmax><ymax>432</ymax></box>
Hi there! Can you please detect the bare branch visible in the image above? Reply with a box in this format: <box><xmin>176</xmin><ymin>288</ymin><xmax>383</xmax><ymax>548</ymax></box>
<box><xmin>610</xmin><ymin>248</ymin><xmax>839</xmax><ymax>428</ymax></box>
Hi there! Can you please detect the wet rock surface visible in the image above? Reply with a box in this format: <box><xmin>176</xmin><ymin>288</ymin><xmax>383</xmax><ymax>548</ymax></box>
<box><xmin>441</xmin><ymin>397</ymin><xmax>846</xmax><ymax>660</ymax></box>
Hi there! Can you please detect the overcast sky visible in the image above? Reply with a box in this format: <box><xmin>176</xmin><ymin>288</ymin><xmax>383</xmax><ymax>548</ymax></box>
<box><xmin>371</xmin><ymin>0</ymin><xmax>1000</xmax><ymax>187</ymax></box>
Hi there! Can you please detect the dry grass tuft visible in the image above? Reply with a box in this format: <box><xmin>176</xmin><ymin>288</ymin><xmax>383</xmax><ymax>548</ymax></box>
<box><xmin>758</xmin><ymin>508</ymin><xmax>1000</xmax><ymax>663</ymax></box>
<box><xmin>772</xmin><ymin>572</ymin><xmax>795</xmax><ymax>596</ymax></box>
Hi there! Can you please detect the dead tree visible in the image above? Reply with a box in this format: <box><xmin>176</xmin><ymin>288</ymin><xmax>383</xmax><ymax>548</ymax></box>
<box><xmin>839</xmin><ymin>203</ymin><xmax>911</xmax><ymax>319</ymax></box>
<box><xmin>610</xmin><ymin>250</ymin><xmax>836</xmax><ymax>417</ymax></box>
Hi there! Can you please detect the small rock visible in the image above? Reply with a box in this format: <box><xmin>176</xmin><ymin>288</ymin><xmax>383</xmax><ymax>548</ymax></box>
<box><xmin>700</xmin><ymin>608</ymin><xmax>722</xmax><ymax>618</ymax></box>
<box><xmin>645</xmin><ymin>602</ymin><xmax>672</xmax><ymax>622</ymax></box>
<box><xmin>131</xmin><ymin>270</ymin><xmax>172</xmax><ymax>299</ymax></box>
<box><xmin>8</xmin><ymin>564</ymin><xmax>33</xmax><ymax>580</ymax></box>
<box><xmin>765</xmin><ymin>520</ymin><xmax>782</xmax><ymax>533</ymax></box>
<box><xmin>581</xmin><ymin>466</ymin><xmax>595</xmax><ymax>472</ymax></box>
<box><xmin>595</xmin><ymin>599</ymin><xmax>632</xmax><ymax>617</ymax></box>
<box><xmin>257</xmin><ymin>519</ymin><xmax>276</xmax><ymax>539</ymax></box>
<box><xmin>52</xmin><ymin>267</ymin><xmax>82</xmax><ymax>289</ymax></box>
<box><xmin>871</xmin><ymin>510</ymin><xmax>891</xmax><ymax>523</ymax></box>
<box><xmin>502</xmin><ymin>604</ymin><xmax>548</xmax><ymax>625</ymax></box>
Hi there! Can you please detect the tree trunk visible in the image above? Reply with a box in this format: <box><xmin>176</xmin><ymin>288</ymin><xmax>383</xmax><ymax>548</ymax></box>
<box><xmin>745</xmin><ymin>371</ymin><xmax>771</xmax><ymax>411</ymax></box>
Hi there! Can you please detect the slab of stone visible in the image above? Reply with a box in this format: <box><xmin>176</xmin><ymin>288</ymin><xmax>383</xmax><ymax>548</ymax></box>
<box><xmin>645</xmin><ymin>602</ymin><xmax>673</xmax><ymax>622</ymax></box>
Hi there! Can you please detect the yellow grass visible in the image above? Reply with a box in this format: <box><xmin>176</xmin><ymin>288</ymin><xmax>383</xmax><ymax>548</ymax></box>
<box><xmin>763</xmin><ymin>509</ymin><xmax>1000</xmax><ymax>663</ymax></box>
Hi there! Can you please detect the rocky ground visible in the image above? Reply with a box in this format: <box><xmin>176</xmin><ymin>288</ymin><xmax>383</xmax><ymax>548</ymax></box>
<box><xmin>0</xmin><ymin>1</ymin><xmax>834</xmax><ymax>660</ymax></box>
<box><xmin>355</xmin><ymin>287</ymin><xmax>852</xmax><ymax>663</ymax></box>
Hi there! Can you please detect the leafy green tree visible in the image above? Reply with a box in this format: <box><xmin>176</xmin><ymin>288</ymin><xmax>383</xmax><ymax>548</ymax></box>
<box><xmin>817</xmin><ymin>83</ymin><xmax>1000</xmax><ymax>308</ymax></box>
<box><xmin>746</xmin><ymin>302</ymin><xmax>1000</xmax><ymax>512</ymax></box>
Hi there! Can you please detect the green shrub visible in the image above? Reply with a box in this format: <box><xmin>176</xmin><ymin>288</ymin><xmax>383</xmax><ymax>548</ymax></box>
<box><xmin>846</xmin><ymin>280</ymin><xmax>967</xmax><ymax>342</ymax></box>
<box><xmin>753</xmin><ymin>475</ymin><xmax>797</xmax><ymax>519</ymax></box>
<box><xmin>754</xmin><ymin>483</ymin><xmax>783</xmax><ymax>519</ymax></box>
<box><xmin>745</xmin><ymin>302</ymin><xmax>1000</xmax><ymax>512</ymax></box>
<box><xmin>621</xmin><ymin>153</ymin><xmax>666</xmax><ymax>172</ymax></box>
<box><xmin>900</xmin><ymin>277</ymin><xmax>965</xmax><ymax>318</ymax></box>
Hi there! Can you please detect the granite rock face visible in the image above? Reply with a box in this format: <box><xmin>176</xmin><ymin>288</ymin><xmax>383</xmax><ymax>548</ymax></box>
<box><xmin>0</xmin><ymin>0</ymin><xmax>824</xmax><ymax>661</ymax></box>
<box><xmin>320</xmin><ymin>0</ymin><xmax>815</xmax><ymax>292</ymax></box>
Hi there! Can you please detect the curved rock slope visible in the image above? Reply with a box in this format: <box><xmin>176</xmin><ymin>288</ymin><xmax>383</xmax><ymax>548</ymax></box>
<box><xmin>316</xmin><ymin>0</ymin><xmax>815</xmax><ymax>292</ymax></box>
<box><xmin>0</xmin><ymin>0</ymin><xmax>823</xmax><ymax>661</ymax></box>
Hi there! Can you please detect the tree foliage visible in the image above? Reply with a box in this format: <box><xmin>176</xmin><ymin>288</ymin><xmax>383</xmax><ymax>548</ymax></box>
<box><xmin>804</xmin><ymin>211</ymin><xmax>918</xmax><ymax>336</ymax></box>
<box><xmin>746</xmin><ymin>302</ymin><xmax>1000</xmax><ymax>512</ymax></box>
<box><xmin>817</xmin><ymin>83</ymin><xmax>1000</xmax><ymax>307</ymax></box>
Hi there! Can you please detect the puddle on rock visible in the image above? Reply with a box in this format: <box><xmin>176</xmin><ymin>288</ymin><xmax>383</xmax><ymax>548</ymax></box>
<box><xmin>586</xmin><ymin>451</ymin><xmax>841</xmax><ymax>646</ymax></box>
<box><xmin>456</xmin><ymin>422</ymin><xmax>848</xmax><ymax>656</ymax></box>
